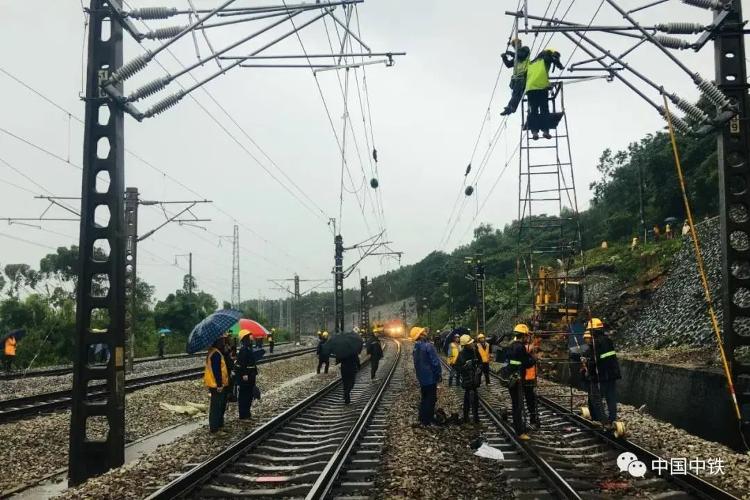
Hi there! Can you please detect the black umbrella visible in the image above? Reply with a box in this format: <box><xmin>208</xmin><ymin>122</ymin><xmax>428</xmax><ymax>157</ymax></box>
<box><xmin>1</xmin><ymin>329</ymin><xmax>26</xmax><ymax>342</ymax></box>
<box><xmin>664</xmin><ymin>217</ymin><xmax>679</xmax><ymax>224</ymax></box>
<box><xmin>321</xmin><ymin>332</ymin><xmax>363</xmax><ymax>360</ymax></box>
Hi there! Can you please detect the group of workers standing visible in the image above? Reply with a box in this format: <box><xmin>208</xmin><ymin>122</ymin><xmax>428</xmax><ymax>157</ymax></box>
<box><xmin>412</xmin><ymin>318</ymin><xmax>621</xmax><ymax>441</ymax></box>
<box><xmin>203</xmin><ymin>329</ymin><xmax>259</xmax><ymax>434</ymax></box>
<box><xmin>500</xmin><ymin>38</ymin><xmax>563</xmax><ymax>141</ymax></box>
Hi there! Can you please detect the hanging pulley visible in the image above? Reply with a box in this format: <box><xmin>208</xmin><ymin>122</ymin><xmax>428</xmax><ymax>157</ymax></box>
<box><xmin>370</xmin><ymin>178</ymin><xmax>379</xmax><ymax>189</ymax></box>
<box><xmin>465</xmin><ymin>185</ymin><xmax>474</xmax><ymax>196</ymax></box>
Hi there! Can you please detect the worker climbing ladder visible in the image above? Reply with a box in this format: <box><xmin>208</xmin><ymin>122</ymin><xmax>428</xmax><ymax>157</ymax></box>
<box><xmin>515</xmin><ymin>81</ymin><xmax>587</xmax><ymax>416</ymax></box>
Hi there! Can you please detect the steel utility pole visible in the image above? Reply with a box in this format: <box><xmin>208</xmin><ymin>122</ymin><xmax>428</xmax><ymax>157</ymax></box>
<box><xmin>294</xmin><ymin>274</ymin><xmax>301</xmax><ymax>343</ymax></box>
<box><xmin>175</xmin><ymin>253</ymin><xmax>194</xmax><ymax>294</ymax></box>
<box><xmin>124</xmin><ymin>188</ymin><xmax>138</xmax><ymax>374</ymax></box>
<box><xmin>715</xmin><ymin>0</ymin><xmax>750</xmax><ymax>444</ymax></box>
<box><xmin>465</xmin><ymin>253</ymin><xmax>486</xmax><ymax>335</ymax></box>
<box><xmin>231</xmin><ymin>225</ymin><xmax>240</xmax><ymax>308</ymax></box>
<box><xmin>123</xmin><ymin>189</ymin><xmax>210</xmax><ymax>373</ymax></box>
<box><xmin>360</xmin><ymin>277</ymin><xmax>370</xmax><ymax>335</ymax></box>
<box><xmin>334</xmin><ymin>234</ymin><xmax>345</xmax><ymax>334</ymax></box>
<box><xmin>269</xmin><ymin>275</ymin><xmax>328</xmax><ymax>341</ymax></box>
<box><xmin>70</xmin><ymin>0</ymin><xmax>126</xmax><ymax>484</ymax></box>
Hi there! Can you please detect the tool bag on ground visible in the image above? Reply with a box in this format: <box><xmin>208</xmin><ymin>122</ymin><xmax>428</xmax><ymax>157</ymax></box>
<box><xmin>460</xmin><ymin>357</ymin><xmax>483</xmax><ymax>389</ymax></box>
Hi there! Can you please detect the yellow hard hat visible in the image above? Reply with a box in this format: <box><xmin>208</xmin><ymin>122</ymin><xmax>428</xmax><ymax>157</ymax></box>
<box><xmin>322</xmin><ymin>331</ymin><xmax>329</xmax><ymax>339</ymax></box>
<box><xmin>586</xmin><ymin>318</ymin><xmax>604</xmax><ymax>331</ymax></box>
<box><xmin>238</xmin><ymin>329</ymin><xmax>252</xmax><ymax>341</ymax></box>
<box><xmin>583</xmin><ymin>332</ymin><xmax>592</xmax><ymax>340</ymax></box>
<box><xmin>271</xmin><ymin>328</ymin><xmax>276</xmax><ymax>332</ymax></box>
<box><xmin>477</xmin><ymin>333</ymin><xmax>486</xmax><ymax>341</ymax></box>
<box><xmin>459</xmin><ymin>334</ymin><xmax>474</xmax><ymax>346</ymax></box>
<box><xmin>513</xmin><ymin>324</ymin><xmax>530</xmax><ymax>336</ymax></box>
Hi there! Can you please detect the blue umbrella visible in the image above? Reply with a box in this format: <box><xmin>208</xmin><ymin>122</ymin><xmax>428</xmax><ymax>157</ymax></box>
<box><xmin>186</xmin><ymin>309</ymin><xmax>241</xmax><ymax>354</ymax></box>
<box><xmin>158</xmin><ymin>328</ymin><xmax>172</xmax><ymax>335</ymax></box>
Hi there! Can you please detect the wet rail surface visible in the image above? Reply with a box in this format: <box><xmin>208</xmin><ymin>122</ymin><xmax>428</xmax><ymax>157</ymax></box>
<box><xmin>146</xmin><ymin>339</ymin><xmax>403</xmax><ymax>499</ymax></box>
<box><xmin>0</xmin><ymin>347</ymin><xmax>315</xmax><ymax>423</ymax></box>
<box><xmin>439</xmin><ymin>357</ymin><xmax>739</xmax><ymax>499</ymax></box>
<box><xmin>0</xmin><ymin>342</ymin><xmax>295</xmax><ymax>380</ymax></box>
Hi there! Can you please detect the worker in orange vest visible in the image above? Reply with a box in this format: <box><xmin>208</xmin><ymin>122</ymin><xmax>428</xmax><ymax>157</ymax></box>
<box><xmin>476</xmin><ymin>334</ymin><xmax>492</xmax><ymax>386</ymax></box>
<box><xmin>4</xmin><ymin>335</ymin><xmax>17</xmax><ymax>373</ymax></box>
<box><xmin>505</xmin><ymin>324</ymin><xmax>538</xmax><ymax>439</ymax></box>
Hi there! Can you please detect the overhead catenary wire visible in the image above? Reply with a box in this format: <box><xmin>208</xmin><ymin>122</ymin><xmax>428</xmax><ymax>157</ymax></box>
<box><xmin>4</xmin><ymin>25</ymin><xmax>323</xmax><ymax>271</ymax></box>
<box><xmin>0</xmin><ymin>61</ymin><xmax>316</xmax><ymax>275</ymax></box>
<box><xmin>322</xmin><ymin>9</ymin><xmax>384</xmax><ymax>234</ymax></box>
<box><xmin>278</xmin><ymin>0</ymin><xmax>373</xmax><ymax>237</ymax></box>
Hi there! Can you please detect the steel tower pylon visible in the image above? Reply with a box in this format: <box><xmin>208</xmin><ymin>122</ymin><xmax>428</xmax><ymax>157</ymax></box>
<box><xmin>231</xmin><ymin>224</ymin><xmax>240</xmax><ymax>308</ymax></box>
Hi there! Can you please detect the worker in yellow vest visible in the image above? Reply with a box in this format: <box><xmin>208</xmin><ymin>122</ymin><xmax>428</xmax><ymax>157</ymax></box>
<box><xmin>204</xmin><ymin>337</ymin><xmax>230</xmax><ymax>434</ymax></box>
<box><xmin>4</xmin><ymin>335</ymin><xmax>17</xmax><ymax>373</ymax></box>
<box><xmin>525</xmin><ymin>48</ymin><xmax>563</xmax><ymax>140</ymax></box>
<box><xmin>447</xmin><ymin>334</ymin><xmax>460</xmax><ymax>387</ymax></box>
<box><xmin>476</xmin><ymin>334</ymin><xmax>492</xmax><ymax>386</ymax></box>
<box><xmin>500</xmin><ymin>38</ymin><xmax>531</xmax><ymax>116</ymax></box>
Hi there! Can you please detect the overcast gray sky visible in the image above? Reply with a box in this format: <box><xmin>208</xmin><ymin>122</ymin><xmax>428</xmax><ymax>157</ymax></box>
<box><xmin>0</xmin><ymin>1</ymin><xmax>742</xmax><ymax>303</ymax></box>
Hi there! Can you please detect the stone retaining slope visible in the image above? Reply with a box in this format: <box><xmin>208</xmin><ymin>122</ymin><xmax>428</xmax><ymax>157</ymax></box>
<box><xmin>617</xmin><ymin>217</ymin><xmax>721</xmax><ymax>348</ymax></box>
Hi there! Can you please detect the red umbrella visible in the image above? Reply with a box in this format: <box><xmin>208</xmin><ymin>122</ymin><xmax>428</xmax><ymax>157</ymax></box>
<box><xmin>238</xmin><ymin>318</ymin><xmax>270</xmax><ymax>339</ymax></box>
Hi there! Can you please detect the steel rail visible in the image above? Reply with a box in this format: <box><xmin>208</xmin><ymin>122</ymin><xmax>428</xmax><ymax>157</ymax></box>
<box><xmin>0</xmin><ymin>342</ymin><xmax>294</xmax><ymax>380</ymax></box>
<box><xmin>306</xmin><ymin>340</ymin><xmax>401</xmax><ymax>499</ymax></box>
<box><xmin>145</xmin><ymin>350</ymin><xmax>384</xmax><ymax>499</ymax></box>
<box><xmin>437</xmin><ymin>356</ymin><xmax>579</xmax><ymax>498</ymax></box>
<box><xmin>538</xmin><ymin>394</ymin><xmax>740</xmax><ymax>500</ymax></box>
<box><xmin>478</xmin><ymin>391</ymin><xmax>583</xmax><ymax>500</ymax></box>
<box><xmin>484</xmin><ymin>368</ymin><xmax>740</xmax><ymax>500</ymax></box>
<box><xmin>0</xmin><ymin>347</ymin><xmax>314</xmax><ymax>422</ymax></box>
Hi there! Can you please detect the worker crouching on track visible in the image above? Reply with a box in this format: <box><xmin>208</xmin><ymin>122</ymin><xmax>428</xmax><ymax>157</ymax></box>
<box><xmin>456</xmin><ymin>334</ymin><xmax>481</xmax><ymax>425</ymax></box>
<box><xmin>317</xmin><ymin>331</ymin><xmax>330</xmax><ymax>374</ymax></box>
<box><xmin>236</xmin><ymin>329</ymin><xmax>259</xmax><ymax>420</ymax></box>
<box><xmin>504</xmin><ymin>324</ymin><xmax>538</xmax><ymax>440</ymax></box>
<box><xmin>583</xmin><ymin>318</ymin><xmax>621</xmax><ymax>429</ymax></box>
<box><xmin>476</xmin><ymin>334</ymin><xmax>492</xmax><ymax>386</ymax></box>
<box><xmin>413</xmin><ymin>328</ymin><xmax>442</xmax><ymax>426</ymax></box>
<box><xmin>447</xmin><ymin>334</ymin><xmax>460</xmax><ymax>386</ymax></box>
<box><xmin>204</xmin><ymin>337</ymin><xmax>230</xmax><ymax>434</ymax></box>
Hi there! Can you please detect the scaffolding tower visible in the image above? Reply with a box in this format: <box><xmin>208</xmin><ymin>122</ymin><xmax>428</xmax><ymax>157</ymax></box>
<box><xmin>515</xmin><ymin>81</ymin><xmax>587</xmax><ymax>413</ymax></box>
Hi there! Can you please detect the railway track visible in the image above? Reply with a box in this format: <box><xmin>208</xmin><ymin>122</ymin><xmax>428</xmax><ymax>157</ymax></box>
<box><xmin>436</xmin><ymin>356</ymin><xmax>739</xmax><ymax>499</ymax></box>
<box><xmin>0</xmin><ymin>342</ymin><xmax>294</xmax><ymax>380</ymax></box>
<box><xmin>0</xmin><ymin>347</ymin><xmax>315</xmax><ymax>423</ymax></box>
<box><xmin>483</xmin><ymin>369</ymin><xmax>738</xmax><ymax>498</ymax></box>
<box><xmin>146</xmin><ymin>339</ymin><xmax>403</xmax><ymax>499</ymax></box>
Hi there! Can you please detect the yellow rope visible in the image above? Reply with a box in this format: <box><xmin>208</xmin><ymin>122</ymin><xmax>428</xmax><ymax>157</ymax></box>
<box><xmin>662</xmin><ymin>95</ymin><xmax>742</xmax><ymax>422</ymax></box>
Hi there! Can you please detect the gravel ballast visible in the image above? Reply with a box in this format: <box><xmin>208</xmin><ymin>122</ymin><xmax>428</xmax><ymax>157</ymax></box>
<box><xmin>0</xmin><ymin>352</ymin><xmax>323</xmax><ymax>495</ymax></box>
<box><xmin>374</xmin><ymin>343</ymin><xmax>511</xmax><ymax>499</ymax></box>
<box><xmin>537</xmin><ymin>379</ymin><xmax>750</xmax><ymax>499</ymax></box>
<box><xmin>55</xmin><ymin>355</ymin><xmax>338</xmax><ymax>499</ymax></box>
<box><xmin>0</xmin><ymin>344</ymin><xmax>302</xmax><ymax>401</ymax></box>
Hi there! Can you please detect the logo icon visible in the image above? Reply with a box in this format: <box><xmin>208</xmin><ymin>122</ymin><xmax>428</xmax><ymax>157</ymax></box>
<box><xmin>617</xmin><ymin>452</ymin><xmax>638</xmax><ymax>473</ymax></box>
<box><xmin>628</xmin><ymin>460</ymin><xmax>647</xmax><ymax>478</ymax></box>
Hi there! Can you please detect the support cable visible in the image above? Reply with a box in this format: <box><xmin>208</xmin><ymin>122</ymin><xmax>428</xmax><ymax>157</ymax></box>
<box><xmin>662</xmin><ymin>96</ymin><xmax>748</xmax><ymax>451</ymax></box>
